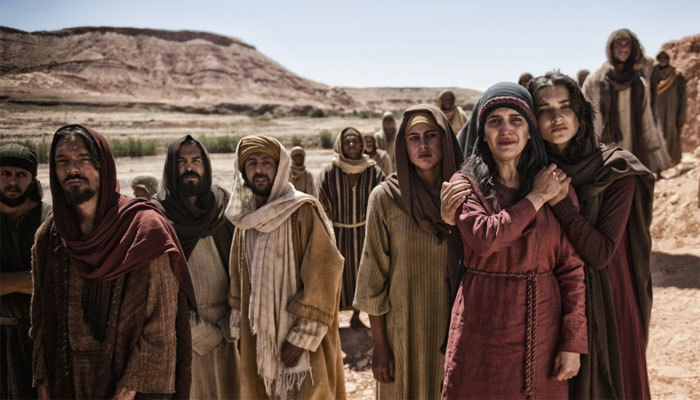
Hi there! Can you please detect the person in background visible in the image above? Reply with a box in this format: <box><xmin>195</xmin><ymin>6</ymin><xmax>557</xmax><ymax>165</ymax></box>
<box><xmin>290</xmin><ymin>146</ymin><xmax>317</xmax><ymax>196</ymax></box>
<box><xmin>437</xmin><ymin>90</ymin><xmax>468</xmax><ymax>133</ymax></box>
<box><xmin>363</xmin><ymin>132</ymin><xmax>393</xmax><ymax>175</ymax></box>
<box><xmin>31</xmin><ymin>125</ymin><xmax>195</xmax><ymax>399</ymax></box>
<box><xmin>226</xmin><ymin>135</ymin><xmax>346</xmax><ymax>399</ymax></box>
<box><xmin>582</xmin><ymin>28</ymin><xmax>672</xmax><ymax>174</ymax></box>
<box><xmin>152</xmin><ymin>135</ymin><xmax>238</xmax><ymax>399</ymax></box>
<box><xmin>577</xmin><ymin>69</ymin><xmax>590</xmax><ymax>87</ymax></box>
<box><xmin>130</xmin><ymin>174</ymin><xmax>158</xmax><ymax>198</ymax></box>
<box><xmin>654</xmin><ymin>50</ymin><xmax>687</xmax><ymax>165</ymax></box>
<box><xmin>374</xmin><ymin>111</ymin><xmax>398</xmax><ymax>168</ymax></box>
<box><xmin>518</xmin><ymin>72</ymin><xmax>534</xmax><ymax>88</ymax></box>
<box><xmin>0</xmin><ymin>144</ymin><xmax>52</xmax><ymax>400</ymax></box>
<box><xmin>530</xmin><ymin>71</ymin><xmax>653</xmax><ymax>400</ymax></box>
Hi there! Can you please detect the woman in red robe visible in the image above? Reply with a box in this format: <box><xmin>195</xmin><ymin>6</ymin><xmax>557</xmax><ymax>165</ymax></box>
<box><xmin>442</xmin><ymin>82</ymin><xmax>588</xmax><ymax>399</ymax></box>
<box><xmin>530</xmin><ymin>72</ymin><xmax>654</xmax><ymax>400</ymax></box>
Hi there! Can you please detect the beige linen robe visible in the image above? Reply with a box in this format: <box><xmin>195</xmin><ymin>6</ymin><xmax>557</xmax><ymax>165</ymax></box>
<box><xmin>354</xmin><ymin>187</ymin><xmax>453</xmax><ymax>399</ymax></box>
<box><xmin>229</xmin><ymin>203</ymin><xmax>346</xmax><ymax>399</ymax></box>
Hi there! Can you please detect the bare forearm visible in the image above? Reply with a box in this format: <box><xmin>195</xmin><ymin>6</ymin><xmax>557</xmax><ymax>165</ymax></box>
<box><xmin>368</xmin><ymin>314</ymin><xmax>388</xmax><ymax>347</ymax></box>
<box><xmin>0</xmin><ymin>271</ymin><xmax>33</xmax><ymax>295</ymax></box>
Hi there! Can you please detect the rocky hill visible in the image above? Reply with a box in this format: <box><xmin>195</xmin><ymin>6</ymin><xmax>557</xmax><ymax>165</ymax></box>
<box><xmin>659</xmin><ymin>34</ymin><xmax>700</xmax><ymax>152</ymax></box>
<box><xmin>0</xmin><ymin>26</ymin><xmax>481</xmax><ymax>115</ymax></box>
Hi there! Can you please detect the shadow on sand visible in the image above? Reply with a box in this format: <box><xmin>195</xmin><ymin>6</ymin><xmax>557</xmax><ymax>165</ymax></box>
<box><xmin>651</xmin><ymin>251</ymin><xmax>700</xmax><ymax>289</ymax></box>
<box><xmin>339</xmin><ymin>326</ymin><xmax>372</xmax><ymax>371</ymax></box>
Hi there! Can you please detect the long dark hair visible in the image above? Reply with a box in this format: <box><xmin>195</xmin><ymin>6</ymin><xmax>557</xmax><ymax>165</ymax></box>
<box><xmin>529</xmin><ymin>72</ymin><xmax>597</xmax><ymax>163</ymax></box>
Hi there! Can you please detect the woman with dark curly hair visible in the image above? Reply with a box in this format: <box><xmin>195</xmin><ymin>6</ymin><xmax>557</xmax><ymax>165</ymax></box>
<box><xmin>442</xmin><ymin>82</ymin><xmax>587</xmax><ymax>399</ymax></box>
<box><xmin>530</xmin><ymin>71</ymin><xmax>653</xmax><ymax>400</ymax></box>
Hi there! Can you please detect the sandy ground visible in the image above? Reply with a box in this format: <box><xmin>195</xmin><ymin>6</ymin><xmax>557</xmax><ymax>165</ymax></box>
<box><xmin>32</xmin><ymin>145</ymin><xmax>700</xmax><ymax>399</ymax></box>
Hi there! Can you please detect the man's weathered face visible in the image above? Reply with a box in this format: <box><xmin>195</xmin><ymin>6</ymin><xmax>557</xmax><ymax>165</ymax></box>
<box><xmin>132</xmin><ymin>186</ymin><xmax>150</xmax><ymax>199</ymax></box>
<box><xmin>292</xmin><ymin>153</ymin><xmax>304</xmax><ymax>166</ymax></box>
<box><xmin>244</xmin><ymin>152</ymin><xmax>277</xmax><ymax>197</ymax></box>
<box><xmin>658</xmin><ymin>55</ymin><xmax>670</xmax><ymax>68</ymax></box>
<box><xmin>0</xmin><ymin>166</ymin><xmax>33</xmax><ymax>207</ymax></box>
<box><xmin>342</xmin><ymin>132</ymin><xmax>363</xmax><ymax>160</ymax></box>
<box><xmin>382</xmin><ymin>118</ymin><xmax>397</xmax><ymax>136</ymax></box>
<box><xmin>612</xmin><ymin>38</ymin><xmax>632</xmax><ymax>63</ymax></box>
<box><xmin>177</xmin><ymin>143</ymin><xmax>206</xmax><ymax>197</ymax></box>
<box><xmin>440</xmin><ymin>94</ymin><xmax>455</xmax><ymax>111</ymax></box>
<box><xmin>54</xmin><ymin>135</ymin><xmax>100</xmax><ymax>206</ymax></box>
<box><xmin>363</xmin><ymin>135</ymin><xmax>376</xmax><ymax>153</ymax></box>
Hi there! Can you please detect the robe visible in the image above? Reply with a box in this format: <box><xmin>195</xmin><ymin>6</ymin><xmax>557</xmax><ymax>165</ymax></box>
<box><xmin>354</xmin><ymin>187</ymin><xmax>453</xmax><ymax>399</ymax></box>
<box><xmin>188</xmin><ymin>236</ymin><xmax>239</xmax><ymax>399</ymax></box>
<box><xmin>443</xmin><ymin>178</ymin><xmax>587</xmax><ymax>399</ymax></box>
<box><xmin>367</xmin><ymin>149</ymin><xmax>393</xmax><ymax>176</ymax></box>
<box><xmin>0</xmin><ymin>202</ymin><xmax>51</xmax><ymax>399</ymax></box>
<box><xmin>228</xmin><ymin>203</ymin><xmax>346</xmax><ymax>399</ymax></box>
<box><xmin>291</xmin><ymin>169</ymin><xmax>316</xmax><ymax>196</ymax></box>
<box><xmin>656</xmin><ymin>70</ymin><xmax>687</xmax><ymax>164</ymax></box>
<box><xmin>318</xmin><ymin>163</ymin><xmax>384</xmax><ymax>310</ymax></box>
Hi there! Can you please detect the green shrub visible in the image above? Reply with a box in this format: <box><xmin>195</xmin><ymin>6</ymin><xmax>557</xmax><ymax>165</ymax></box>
<box><xmin>0</xmin><ymin>137</ymin><xmax>51</xmax><ymax>162</ymax></box>
<box><xmin>109</xmin><ymin>137</ymin><xmax>157</xmax><ymax>157</ymax></box>
<box><xmin>308</xmin><ymin>108</ymin><xmax>326</xmax><ymax>118</ymax></box>
<box><xmin>198</xmin><ymin>134</ymin><xmax>239</xmax><ymax>153</ymax></box>
<box><xmin>319</xmin><ymin>130</ymin><xmax>334</xmax><ymax>149</ymax></box>
<box><xmin>291</xmin><ymin>135</ymin><xmax>302</xmax><ymax>147</ymax></box>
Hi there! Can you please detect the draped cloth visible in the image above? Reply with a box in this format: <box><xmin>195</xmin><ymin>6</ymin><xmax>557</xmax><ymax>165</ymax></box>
<box><xmin>152</xmin><ymin>135</ymin><xmax>234</xmax><ymax>265</ymax></box>
<box><xmin>550</xmin><ymin>145</ymin><xmax>654</xmax><ymax>399</ymax></box>
<box><xmin>226</xmin><ymin>136</ymin><xmax>336</xmax><ymax>399</ymax></box>
<box><xmin>657</xmin><ymin>65</ymin><xmax>678</xmax><ymax>94</ymax></box>
<box><xmin>42</xmin><ymin>124</ymin><xmax>195</xmax><ymax>398</ymax></box>
<box><xmin>437</xmin><ymin>90</ymin><xmax>468</xmax><ymax>133</ymax></box>
<box><xmin>331</xmin><ymin>127</ymin><xmax>376</xmax><ymax>174</ymax></box>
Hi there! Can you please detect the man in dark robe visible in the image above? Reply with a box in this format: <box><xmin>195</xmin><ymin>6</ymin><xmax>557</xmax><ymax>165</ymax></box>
<box><xmin>318</xmin><ymin>128</ymin><xmax>385</xmax><ymax>328</ymax></box>
<box><xmin>31</xmin><ymin>125</ymin><xmax>195</xmax><ymax>399</ymax></box>
<box><xmin>654</xmin><ymin>50</ymin><xmax>687</xmax><ymax>165</ymax></box>
<box><xmin>152</xmin><ymin>136</ymin><xmax>238</xmax><ymax>399</ymax></box>
<box><xmin>0</xmin><ymin>144</ymin><xmax>51</xmax><ymax>399</ymax></box>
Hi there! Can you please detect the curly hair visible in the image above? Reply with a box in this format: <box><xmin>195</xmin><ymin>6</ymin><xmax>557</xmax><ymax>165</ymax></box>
<box><xmin>529</xmin><ymin>71</ymin><xmax>597</xmax><ymax>163</ymax></box>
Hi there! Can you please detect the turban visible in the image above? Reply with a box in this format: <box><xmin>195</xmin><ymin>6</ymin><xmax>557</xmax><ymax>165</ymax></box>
<box><xmin>0</xmin><ymin>143</ymin><xmax>38</xmax><ymax>176</ymax></box>
<box><xmin>405</xmin><ymin>112</ymin><xmax>439</xmax><ymax>132</ymax></box>
<box><xmin>237</xmin><ymin>135</ymin><xmax>281</xmax><ymax>170</ymax></box>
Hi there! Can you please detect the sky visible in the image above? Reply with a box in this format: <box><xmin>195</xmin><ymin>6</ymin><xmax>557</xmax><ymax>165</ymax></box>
<box><xmin>1</xmin><ymin>0</ymin><xmax>698</xmax><ymax>91</ymax></box>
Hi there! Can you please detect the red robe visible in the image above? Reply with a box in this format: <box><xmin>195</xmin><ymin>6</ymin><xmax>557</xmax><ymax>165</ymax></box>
<box><xmin>443</xmin><ymin>174</ymin><xmax>587</xmax><ymax>399</ymax></box>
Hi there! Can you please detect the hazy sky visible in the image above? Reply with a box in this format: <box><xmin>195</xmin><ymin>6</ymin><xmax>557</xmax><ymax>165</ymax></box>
<box><xmin>2</xmin><ymin>0</ymin><xmax>698</xmax><ymax>91</ymax></box>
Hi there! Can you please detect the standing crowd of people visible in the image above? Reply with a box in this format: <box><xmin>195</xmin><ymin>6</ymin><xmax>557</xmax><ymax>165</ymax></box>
<box><xmin>0</xmin><ymin>27</ymin><xmax>687</xmax><ymax>399</ymax></box>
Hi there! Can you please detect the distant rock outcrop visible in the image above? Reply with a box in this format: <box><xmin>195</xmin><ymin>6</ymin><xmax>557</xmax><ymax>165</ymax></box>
<box><xmin>660</xmin><ymin>34</ymin><xmax>700</xmax><ymax>152</ymax></box>
<box><xmin>0</xmin><ymin>26</ymin><xmax>356</xmax><ymax>110</ymax></box>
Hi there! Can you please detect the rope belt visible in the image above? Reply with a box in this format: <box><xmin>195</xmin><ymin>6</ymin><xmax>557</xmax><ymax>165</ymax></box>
<box><xmin>332</xmin><ymin>220</ymin><xmax>366</xmax><ymax>229</ymax></box>
<box><xmin>466</xmin><ymin>268</ymin><xmax>552</xmax><ymax>399</ymax></box>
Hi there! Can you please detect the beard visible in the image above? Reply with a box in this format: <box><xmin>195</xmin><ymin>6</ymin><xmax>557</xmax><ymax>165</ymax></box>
<box><xmin>0</xmin><ymin>187</ymin><xmax>29</xmax><ymax>207</ymax></box>
<box><xmin>180</xmin><ymin>171</ymin><xmax>206</xmax><ymax>197</ymax></box>
<box><xmin>63</xmin><ymin>186</ymin><xmax>96</xmax><ymax>205</ymax></box>
<box><xmin>245</xmin><ymin>173</ymin><xmax>273</xmax><ymax>197</ymax></box>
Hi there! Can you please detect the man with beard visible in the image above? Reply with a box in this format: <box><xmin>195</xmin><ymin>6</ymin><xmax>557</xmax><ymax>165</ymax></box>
<box><xmin>31</xmin><ymin>125</ymin><xmax>195</xmax><ymax>399</ymax></box>
<box><xmin>374</xmin><ymin>111</ymin><xmax>398</xmax><ymax>168</ymax></box>
<box><xmin>318</xmin><ymin>128</ymin><xmax>385</xmax><ymax>329</ymax></box>
<box><xmin>437</xmin><ymin>90</ymin><xmax>468</xmax><ymax>134</ymax></box>
<box><xmin>363</xmin><ymin>132</ymin><xmax>392</xmax><ymax>175</ymax></box>
<box><xmin>152</xmin><ymin>135</ymin><xmax>238</xmax><ymax>399</ymax></box>
<box><xmin>226</xmin><ymin>135</ymin><xmax>345</xmax><ymax>399</ymax></box>
<box><xmin>654</xmin><ymin>50</ymin><xmax>687</xmax><ymax>165</ymax></box>
<box><xmin>290</xmin><ymin>146</ymin><xmax>316</xmax><ymax>196</ymax></box>
<box><xmin>583</xmin><ymin>28</ymin><xmax>671</xmax><ymax>173</ymax></box>
<box><xmin>0</xmin><ymin>144</ymin><xmax>51</xmax><ymax>399</ymax></box>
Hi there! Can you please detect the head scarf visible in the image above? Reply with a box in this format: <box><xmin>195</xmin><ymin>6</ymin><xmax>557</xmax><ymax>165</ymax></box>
<box><xmin>0</xmin><ymin>143</ymin><xmax>42</xmax><ymax>202</ymax></box>
<box><xmin>600</xmin><ymin>29</ymin><xmax>647</xmax><ymax>162</ymax></box>
<box><xmin>331</xmin><ymin>127</ymin><xmax>375</xmax><ymax>174</ymax></box>
<box><xmin>225</xmin><ymin>136</ymin><xmax>335</xmax><ymax>398</ymax></box>
<box><xmin>49</xmin><ymin>125</ymin><xmax>195</xmax><ymax>340</ymax></box>
<box><xmin>656</xmin><ymin>50</ymin><xmax>678</xmax><ymax>95</ymax></box>
<box><xmin>237</xmin><ymin>135</ymin><xmax>281</xmax><ymax>171</ymax></box>
<box><xmin>131</xmin><ymin>174</ymin><xmax>159</xmax><ymax>197</ymax></box>
<box><xmin>290</xmin><ymin>146</ymin><xmax>307</xmax><ymax>180</ymax></box>
<box><xmin>381</xmin><ymin>104</ymin><xmax>463</xmax><ymax>239</ymax></box>
<box><xmin>438</xmin><ymin>90</ymin><xmax>467</xmax><ymax>133</ymax></box>
<box><xmin>153</xmin><ymin>135</ymin><xmax>232</xmax><ymax>259</ymax></box>
<box><xmin>381</xmin><ymin>111</ymin><xmax>395</xmax><ymax>123</ymax></box>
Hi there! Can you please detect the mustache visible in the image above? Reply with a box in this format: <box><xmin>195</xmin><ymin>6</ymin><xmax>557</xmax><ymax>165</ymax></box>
<box><xmin>63</xmin><ymin>174</ymin><xmax>88</xmax><ymax>184</ymax></box>
<box><xmin>252</xmin><ymin>173</ymin><xmax>270</xmax><ymax>181</ymax></box>
<box><xmin>180</xmin><ymin>171</ymin><xmax>201</xmax><ymax>180</ymax></box>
